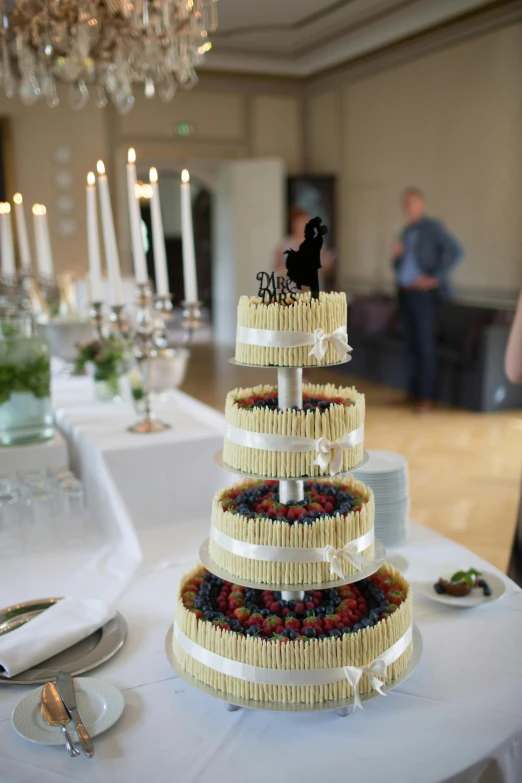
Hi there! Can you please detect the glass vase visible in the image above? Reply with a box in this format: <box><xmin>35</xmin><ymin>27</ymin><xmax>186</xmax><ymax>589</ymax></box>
<box><xmin>0</xmin><ymin>309</ymin><xmax>53</xmax><ymax>446</ymax></box>
<box><xmin>93</xmin><ymin>372</ymin><xmax>122</xmax><ymax>403</ymax></box>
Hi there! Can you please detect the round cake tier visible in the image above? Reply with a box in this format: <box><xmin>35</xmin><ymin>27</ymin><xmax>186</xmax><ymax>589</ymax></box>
<box><xmin>223</xmin><ymin>383</ymin><xmax>365</xmax><ymax>478</ymax></box>
<box><xmin>235</xmin><ymin>291</ymin><xmax>348</xmax><ymax>367</ymax></box>
<box><xmin>173</xmin><ymin>565</ymin><xmax>413</xmax><ymax>705</ymax></box>
<box><xmin>209</xmin><ymin>477</ymin><xmax>375</xmax><ymax>585</ymax></box>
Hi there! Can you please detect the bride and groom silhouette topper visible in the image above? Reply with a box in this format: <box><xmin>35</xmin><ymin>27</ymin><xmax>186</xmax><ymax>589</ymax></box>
<box><xmin>284</xmin><ymin>216</ymin><xmax>328</xmax><ymax>300</ymax></box>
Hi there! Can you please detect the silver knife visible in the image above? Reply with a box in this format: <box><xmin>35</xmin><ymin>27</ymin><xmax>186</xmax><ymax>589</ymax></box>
<box><xmin>55</xmin><ymin>671</ymin><xmax>95</xmax><ymax>758</ymax></box>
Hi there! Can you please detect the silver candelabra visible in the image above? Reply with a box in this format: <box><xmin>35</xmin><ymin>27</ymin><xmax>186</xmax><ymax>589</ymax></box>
<box><xmin>90</xmin><ymin>284</ymin><xmax>203</xmax><ymax>434</ymax></box>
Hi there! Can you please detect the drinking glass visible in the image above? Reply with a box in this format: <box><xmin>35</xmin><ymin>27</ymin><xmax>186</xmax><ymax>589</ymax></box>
<box><xmin>0</xmin><ymin>490</ymin><xmax>24</xmax><ymax>556</ymax></box>
<box><xmin>56</xmin><ymin>479</ymin><xmax>89</xmax><ymax>544</ymax></box>
<box><xmin>24</xmin><ymin>487</ymin><xmax>54</xmax><ymax>551</ymax></box>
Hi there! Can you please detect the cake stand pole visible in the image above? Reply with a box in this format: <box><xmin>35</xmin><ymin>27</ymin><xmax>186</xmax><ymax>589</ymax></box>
<box><xmin>278</xmin><ymin>366</ymin><xmax>305</xmax><ymax>601</ymax></box>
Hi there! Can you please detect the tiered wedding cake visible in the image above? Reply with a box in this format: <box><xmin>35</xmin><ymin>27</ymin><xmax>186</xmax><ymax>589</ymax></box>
<box><xmin>171</xmin><ymin>253</ymin><xmax>414</xmax><ymax>710</ymax></box>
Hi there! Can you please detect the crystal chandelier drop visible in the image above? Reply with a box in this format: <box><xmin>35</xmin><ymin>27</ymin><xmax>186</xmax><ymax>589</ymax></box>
<box><xmin>2</xmin><ymin>0</ymin><xmax>218</xmax><ymax>112</ymax></box>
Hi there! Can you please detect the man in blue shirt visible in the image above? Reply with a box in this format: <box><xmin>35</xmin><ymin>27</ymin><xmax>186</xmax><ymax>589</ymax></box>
<box><xmin>392</xmin><ymin>188</ymin><xmax>463</xmax><ymax>411</ymax></box>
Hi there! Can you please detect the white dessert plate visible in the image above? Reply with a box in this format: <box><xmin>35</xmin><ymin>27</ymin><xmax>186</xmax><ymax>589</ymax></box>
<box><xmin>414</xmin><ymin>570</ymin><xmax>506</xmax><ymax>608</ymax></box>
<box><xmin>12</xmin><ymin>677</ymin><xmax>124</xmax><ymax>745</ymax></box>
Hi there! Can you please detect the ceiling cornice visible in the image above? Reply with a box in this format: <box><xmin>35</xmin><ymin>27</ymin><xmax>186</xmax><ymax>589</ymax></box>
<box><xmin>203</xmin><ymin>0</ymin><xmax>519</xmax><ymax>81</ymax></box>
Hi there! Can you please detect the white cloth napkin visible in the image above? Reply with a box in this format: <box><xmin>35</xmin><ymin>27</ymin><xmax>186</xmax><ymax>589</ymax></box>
<box><xmin>0</xmin><ymin>596</ymin><xmax>116</xmax><ymax>678</ymax></box>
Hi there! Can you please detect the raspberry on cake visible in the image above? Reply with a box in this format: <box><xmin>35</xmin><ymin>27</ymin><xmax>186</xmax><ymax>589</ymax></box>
<box><xmin>223</xmin><ymin>383</ymin><xmax>365</xmax><ymax>478</ymax></box>
<box><xmin>173</xmin><ymin>565</ymin><xmax>413</xmax><ymax>704</ymax></box>
<box><xmin>235</xmin><ymin>291</ymin><xmax>348</xmax><ymax>367</ymax></box>
<box><xmin>209</xmin><ymin>477</ymin><xmax>375</xmax><ymax>585</ymax></box>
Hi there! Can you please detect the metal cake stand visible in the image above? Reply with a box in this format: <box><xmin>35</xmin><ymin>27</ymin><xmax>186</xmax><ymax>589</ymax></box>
<box><xmin>229</xmin><ymin>356</ymin><xmax>352</xmax><ymax>369</ymax></box>
<box><xmin>214</xmin><ymin>449</ymin><xmax>370</xmax><ymax>481</ymax></box>
<box><xmin>198</xmin><ymin>537</ymin><xmax>387</xmax><ymax>593</ymax></box>
<box><xmin>165</xmin><ymin>623</ymin><xmax>423</xmax><ymax>717</ymax></box>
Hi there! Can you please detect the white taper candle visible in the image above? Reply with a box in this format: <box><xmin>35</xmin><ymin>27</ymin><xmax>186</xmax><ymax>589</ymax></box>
<box><xmin>13</xmin><ymin>193</ymin><xmax>31</xmax><ymax>273</ymax></box>
<box><xmin>126</xmin><ymin>148</ymin><xmax>148</xmax><ymax>285</ymax></box>
<box><xmin>96</xmin><ymin>160</ymin><xmax>124</xmax><ymax>306</ymax></box>
<box><xmin>149</xmin><ymin>167</ymin><xmax>169</xmax><ymax>296</ymax></box>
<box><xmin>32</xmin><ymin>204</ymin><xmax>52</xmax><ymax>279</ymax></box>
<box><xmin>0</xmin><ymin>203</ymin><xmax>15</xmax><ymax>278</ymax></box>
<box><xmin>180</xmin><ymin>169</ymin><xmax>198</xmax><ymax>303</ymax></box>
<box><xmin>86</xmin><ymin>172</ymin><xmax>103</xmax><ymax>302</ymax></box>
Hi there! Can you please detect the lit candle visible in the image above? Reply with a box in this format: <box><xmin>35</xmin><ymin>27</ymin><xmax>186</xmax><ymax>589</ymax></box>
<box><xmin>32</xmin><ymin>204</ymin><xmax>53</xmax><ymax>279</ymax></box>
<box><xmin>126</xmin><ymin>148</ymin><xmax>148</xmax><ymax>285</ymax></box>
<box><xmin>40</xmin><ymin>203</ymin><xmax>54</xmax><ymax>280</ymax></box>
<box><xmin>86</xmin><ymin>172</ymin><xmax>103</xmax><ymax>302</ymax></box>
<box><xmin>180</xmin><ymin>169</ymin><xmax>198</xmax><ymax>302</ymax></box>
<box><xmin>148</xmin><ymin>167</ymin><xmax>169</xmax><ymax>296</ymax></box>
<box><xmin>13</xmin><ymin>193</ymin><xmax>32</xmax><ymax>273</ymax></box>
<box><xmin>0</xmin><ymin>203</ymin><xmax>15</xmax><ymax>279</ymax></box>
<box><xmin>96</xmin><ymin>160</ymin><xmax>124</xmax><ymax>306</ymax></box>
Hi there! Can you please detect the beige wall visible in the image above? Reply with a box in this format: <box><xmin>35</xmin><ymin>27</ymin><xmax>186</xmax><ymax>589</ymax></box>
<box><xmin>3</xmin><ymin>83</ymin><xmax>302</xmax><ymax>277</ymax></box>
<box><xmin>306</xmin><ymin>23</ymin><xmax>522</xmax><ymax>304</ymax></box>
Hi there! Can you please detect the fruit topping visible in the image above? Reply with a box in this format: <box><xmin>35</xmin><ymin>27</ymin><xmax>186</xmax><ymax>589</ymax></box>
<box><xmin>181</xmin><ymin>567</ymin><xmax>404</xmax><ymax>641</ymax></box>
<box><xmin>219</xmin><ymin>479</ymin><xmax>366</xmax><ymax>525</ymax></box>
<box><xmin>236</xmin><ymin>389</ymin><xmax>353</xmax><ymax>413</ymax></box>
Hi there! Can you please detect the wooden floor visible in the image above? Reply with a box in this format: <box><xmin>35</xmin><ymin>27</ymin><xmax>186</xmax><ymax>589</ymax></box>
<box><xmin>181</xmin><ymin>343</ymin><xmax>522</xmax><ymax>572</ymax></box>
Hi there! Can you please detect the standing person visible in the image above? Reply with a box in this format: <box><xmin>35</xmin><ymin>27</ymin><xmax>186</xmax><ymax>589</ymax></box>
<box><xmin>391</xmin><ymin>188</ymin><xmax>463</xmax><ymax>412</ymax></box>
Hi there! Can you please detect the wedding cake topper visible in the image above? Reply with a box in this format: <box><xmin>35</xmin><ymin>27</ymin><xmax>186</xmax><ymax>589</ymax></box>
<box><xmin>284</xmin><ymin>216</ymin><xmax>328</xmax><ymax>300</ymax></box>
<box><xmin>256</xmin><ymin>272</ymin><xmax>298</xmax><ymax>304</ymax></box>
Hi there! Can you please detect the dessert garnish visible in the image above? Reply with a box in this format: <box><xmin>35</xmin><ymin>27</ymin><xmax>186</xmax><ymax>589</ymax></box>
<box><xmin>434</xmin><ymin>568</ymin><xmax>492</xmax><ymax>598</ymax></box>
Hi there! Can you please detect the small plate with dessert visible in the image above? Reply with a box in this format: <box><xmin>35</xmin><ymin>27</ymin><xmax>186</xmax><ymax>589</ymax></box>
<box><xmin>415</xmin><ymin>567</ymin><xmax>506</xmax><ymax>608</ymax></box>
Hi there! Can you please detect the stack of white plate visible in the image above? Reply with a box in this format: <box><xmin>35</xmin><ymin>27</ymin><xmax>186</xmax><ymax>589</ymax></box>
<box><xmin>353</xmin><ymin>450</ymin><xmax>409</xmax><ymax>546</ymax></box>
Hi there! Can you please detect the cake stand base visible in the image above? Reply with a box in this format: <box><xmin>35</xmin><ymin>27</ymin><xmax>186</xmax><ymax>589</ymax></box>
<box><xmin>228</xmin><ymin>357</ymin><xmax>352</xmax><ymax>369</ymax></box>
<box><xmin>214</xmin><ymin>450</ymin><xmax>370</xmax><ymax>480</ymax></box>
<box><xmin>165</xmin><ymin>624</ymin><xmax>422</xmax><ymax>715</ymax></box>
<box><xmin>198</xmin><ymin>537</ymin><xmax>387</xmax><ymax>592</ymax></box>
<box><xmin>127</xmin><ymin>418</ymin><xmax>171</xmax><ymax>434</ymax></box>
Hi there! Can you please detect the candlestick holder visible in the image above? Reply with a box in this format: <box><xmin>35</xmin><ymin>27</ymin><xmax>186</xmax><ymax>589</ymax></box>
<box><xmin>89</xmin><ymin>286</ymin><xmax>204</xmax><ymax>434</ymax></box>
<box><xmin>181</xmin><ymin>299</ymin><xmax>203</xmax><ymax>345</ymax></box>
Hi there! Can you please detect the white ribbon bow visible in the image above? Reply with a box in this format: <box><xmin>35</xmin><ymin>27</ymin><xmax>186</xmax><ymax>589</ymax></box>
<box><xmin>323</xmin><ymin>543</ymin><xmax>371</xmax><ymax>579</ymax></box>
<box><xmin>312</xmin><ymin>433</ymin><xmax>357</xmax><ymax>475</ymax></box>
<box><xmin>344</xmin><ymin>658</ymin><xmax>387</xmax><ymax>710</ymax></box>
<box><xmin>309</xmin><ymin>327</ymin><xmax>352</xmax><ymax>363</ymax></box>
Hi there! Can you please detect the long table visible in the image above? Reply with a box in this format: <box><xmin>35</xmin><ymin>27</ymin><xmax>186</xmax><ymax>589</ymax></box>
<box><xmin>1</xmin><ymin>381</ymin><xmax>521</xmax><ymax>783</ymax></box>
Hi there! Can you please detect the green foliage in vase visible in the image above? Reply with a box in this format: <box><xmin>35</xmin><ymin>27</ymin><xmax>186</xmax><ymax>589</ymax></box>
<box><xmin>75</xmin><ymin>335</ymin><xmax>127</xmax><ymax>386</ymax></box>
<box><xmin>0</xmin><ymin>338</ymin><xmax>51</xmax><ymax>406</ymax></box>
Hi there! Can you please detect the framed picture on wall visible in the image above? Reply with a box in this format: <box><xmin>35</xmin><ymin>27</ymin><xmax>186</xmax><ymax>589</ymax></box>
<box><xmin>286</xmin><ymin>175</ymin><xmax>336</xmax><ymax>289</ymax></box>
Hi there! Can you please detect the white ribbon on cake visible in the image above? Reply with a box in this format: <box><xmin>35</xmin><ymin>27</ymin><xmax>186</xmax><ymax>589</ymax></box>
<box><xmin>210</xmin><ymin>526</ymin><xmax>374</xmax><ymax>576</ymax></box>
<box><xmin>174</xmin><ymin>623</ymin><xmax>413</xmax><ymax>708</ymax></box>
<box><xmin>236</xmin><ymin>325</ymin><xmax>352</xmax><ymax>363</ymax></box>
<box><xmin>224</xmin><ymin>424</ymin><xmax>364</xmax><ymax>477</ymax></box>
<box><xmin>344</xmin><ymin>625</ymin><xmax>413</xmax><ymax>709</ymax></box>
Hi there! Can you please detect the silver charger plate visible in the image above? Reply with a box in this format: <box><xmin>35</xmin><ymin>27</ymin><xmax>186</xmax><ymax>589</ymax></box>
<box><xmin>214</xmin><ymin>449</ymin><xmax>370</xmax><ymax>481</ymax></box>
<box><xmin>198</xmin><ymin>537</ymin><xmax>387</xmax><ymax>592</ymax></box>
<box><xmin>165</xmin><ymin>623</ymin><xmax>423</xmax><ymax>714</ymax></box>
<box><xmin>0</xmin><ymin>598</ymin><xmax>127</xmax><ymax>685</ymax></box>
<box><xmin>229</xmin><ymin>356</ymin><xmax>352</xmax><ymax>370</ymax></box>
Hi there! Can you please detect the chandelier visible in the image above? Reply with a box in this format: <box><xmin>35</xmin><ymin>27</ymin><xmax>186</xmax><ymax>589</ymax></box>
<box><xmin>2</xmin><ymin>0</ymin><xmax>217</xmax><ymax>112</ymax></box>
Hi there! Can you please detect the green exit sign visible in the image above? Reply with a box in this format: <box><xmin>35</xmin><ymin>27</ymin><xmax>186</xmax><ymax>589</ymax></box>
<box><xmin>175</xmin><ymin>122</ymin><xmax>195</xmax><ymax>137</ymax></box>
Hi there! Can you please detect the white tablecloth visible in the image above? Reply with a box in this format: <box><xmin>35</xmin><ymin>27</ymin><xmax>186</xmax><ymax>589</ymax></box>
<box><xmin>1</xmin><ymin>377</ymin><xmax>521</xmax><ymax>783</ymax></box>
